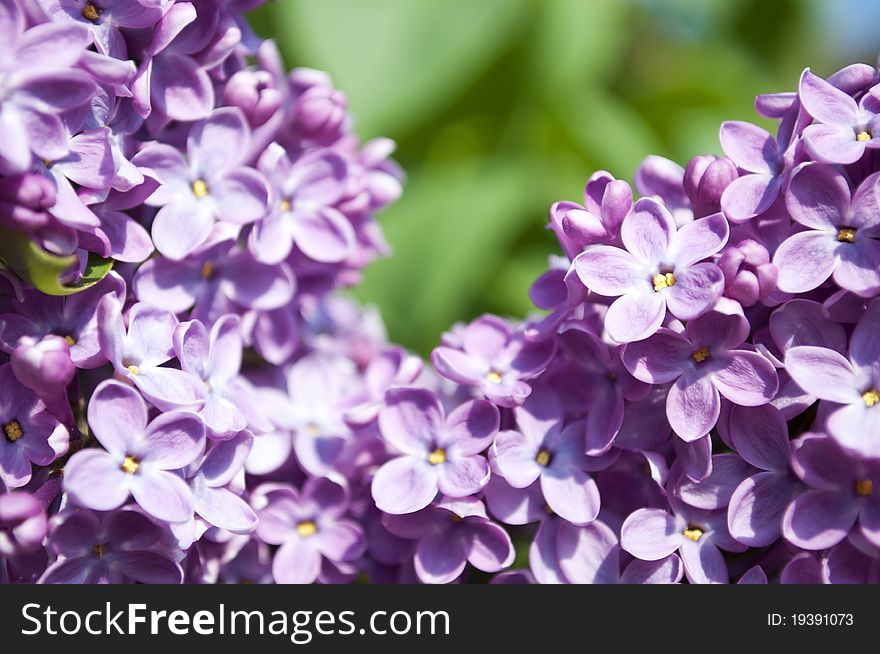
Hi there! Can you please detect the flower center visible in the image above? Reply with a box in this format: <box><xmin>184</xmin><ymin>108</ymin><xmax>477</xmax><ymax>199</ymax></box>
<box><xmin>862</xmin><ymin>390</ymin><xmax>880</xmax><ymax>407</ymax></box>
<box><xmin>93</xmin><ymin>544</ymin><xmax>106</xmax><ymax>556</ymax></box>
<box><xmin>296</xmin><ymin>520</ymin><xmax>317</xmax><ymax>537</ymax></box>
<box><xmin>692</xmin><ymin>346</ymin><xmax>710</xmax><ymax>363</ymax></box>
<box><xmin>683</xmin><ymin>526</ymin><xmax>703</xmax><ymax>542</ymax></box>
<box><xmin>3</xmin><ymin>420</ymin><xmax>23</xmax><ymax>442</ymax></box>
<box><xmin>81</xmin><ymin>2</ymin><xmax>101</xmax><ymax>21</ymax></box>
<box><xmin>120</xmin><ymin>455</ymin><xmax>140</xmax><ymax>474</ymax></box>
<box><xmin>535</xmin><ymin>449</ymin><xmax>552</xmax><ymax>467</ymax></box>
<box><xmin>64</xmin><ymin>335</ymin><xmax>75</xmax><ymax>347</ymax></box>
<box><xmin>857</xmin><ymin>130</ymin><xmax>872</xmax><ymax>142</ymax></box>
<box><xmin>200</xmin><ymin>260</ymin><xmax>216</xmax><ymax>280</ymax></box>
<box><xmin>279</xmin><ymin>198</ymin><xmax>292</xmax><ymax>213</ymax></box>
<box><xmin>485</xmin><ymin>370</ymin><xmax>503</xmax><ymax>384</ymax></box>
<box><xmin>305</xmin><ymin>422</ymin><xmax>321</xmax><ymax>436</ymax></box>
<box><xmin>856</xmin><ymin>479</ymin><xmax>873</xmax><ymax>496</ymax></box>
<box><xmin>837</xmin><ymin>227</ymin><xmax>857</xmax><ymax>243</ymax></box>
<box><xmin>192</xmin><ymin>179</ymin><xmax>209</xmax><ymax>199</ymax></box>
<box><xmin>652</xmin><ymin>272</ymin><xmax>676</xmax><ymax>292</ymax></box>
<box><xmin>127</xmin><ymin>364</ymin><xmax>140</xmax><ymax>375</ymax></box>
<box><xmin>427</xmin><ymin>448</ymin><xmax>447</xmax><ymax>465</ymax></box>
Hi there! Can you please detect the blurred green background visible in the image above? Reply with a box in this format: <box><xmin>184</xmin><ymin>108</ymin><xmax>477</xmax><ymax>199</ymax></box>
<box><xmin>248</xmin><ymin>0</ymin><xmax>874</xmax><ymax>356</ymax></box>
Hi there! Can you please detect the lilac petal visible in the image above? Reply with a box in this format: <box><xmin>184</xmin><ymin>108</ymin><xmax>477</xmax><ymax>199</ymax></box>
<box><xmin>730</xmin><ymin>471</ymin><xmax>800</xmax><ymax>547</ymax></box>
<box><xmin>585</xmin><ymin>385</ymin><xmax>624</xmax><ymax>455</ymax></box>
<box><xmin>133</xmin><ymin>367</ymin><xmax>205</xmax><ymax>412</ymax></box>
<box><xmin>151</xmin><ymin>200</ymin><xmax>213</xmax><ymax>260</ymax></box>
<box><xmin>220</xmin><ymin>254</ymin><xmax>293</xmax><ymax>311</ymax></box>
<box><xmin>529</xmin><ymin>517</ymin><xmax>567</xmax><ymax>584</ymax></box>
<box><xmin>188</xmin><ymin>107</ymin><xmax>248</xmax><ymax>174</ymax></box>
<box><xmin>679</xmin><ymin>540</ymin><xmax>728</xmax><ymax>584</ymax></box>
<box><xmin>140</xmin><ymin>411</ymin><xmax>205</xmax><ymax>469</ymax></box>
<box><xmin>489</xmin><ymin>430</ymin><xmax>542</xmax><ymax>489</ymax></box>
<box><xmin>316</xmin><ymin>522</ymin><xmax>364</xmax><ymax>562</ymax></box>
<box><xmin>674</xmin><ymin>435</ymin><xmax>713</xmax><ymax>482</ymax></box>
<box><xmin>728</xmin><ymin>404</ymin><xmax>790</xmax><ymax>472</ymax></box>
<box><xmin>556</xmin><ymin>520</ymin><xmax>620</xmax><ymax>584</ymax></box>
<box><xmin>785</xmin><ymin>163</ymin><xmax>850</xmax><ymax>230</ymax></box>
<box><xmin>483</xmin><ymin>477</ymin><xmax>545</xmax><ymax>525</ymax></box>
<box><xmin>151</xmin><ymin>51</ymin><xmax>213</xmax><ymax>122</ymax></box>
<box><xmin>719</xmin><ymin>121</ymin><xmax>776</xmax><ymax>172</ymax></box>
<box><xmin>712</xmin><ymin>350</ymin><xmax>778</xmax><ymax>406</ymax></box>
<box><xmin>621</xmin><ymin>328</ymin><xmax>692</xmax><ymax>384</ymax></box>
<box><xmin>677</xmin><ymin>454</ymin><xmax>756</xmax><ymax>510</ymax></box>
<box><xmin>125</xmin><ymin>303</ymin><xmax>176</xmax><ymax>366</ymax></box>
<box><xmin>834</xmin><ymin>238</ymin><xmax>880</xmax><ymax>295</ymax></box>
<box><xmin>604</xmin><ymin>291</ymin><xmax>666</xmax><ymax>344</ymax></box>
<box><xmin>129</xmin><ymin>470</ymin><xmax>193</xmax><ymax>522</ymax></box>
<box><xmin>249</xmin><ymin>214</ymin><xmax>294</xmax><ymax>265</ymax></box>
<box><xmin>774</xmin><ymin>230</ymin><xmax>839</xmax><ymax>293</ymax></box>
<box><xmin>782</xmin><ymin>489</ymin><xmax>859</xmax><ymax>550</ymax></box>
<box><xmin>827</xmin><ymin>403</ymin><xmax>880</xmax><ymax>458</ymax></box>
<box><xmin>799</xmin><ymin>69</ymin><xmax>858</xmax><ymax>125</ymax></box>
<box><xmin>462</xmin><ymin>315</ymin><xmax>511</xmax><ymax>362</ymax></box>
<box><xmin>93</xmin><ymin>208</ymin><xmax>153</xmax><ymax>262</ymax></box>
<box><xmin>573</xmin><ymin>247</ymin><xmax>643</xmax><ymax>296</ymax></box>
<box><xmin>804</xmin><ymin>123</ymin><xmax>866</xmax><ymax>165</ymax></box>
<box><xmin>621</xmin><ymin>555</ymin><xmax>684</xmax><ymax>584</ymax></box>
<box><xmin>667</xmin><ymin>373</ymin><xmax>720</xmax><ymax>442</ymax></box>
<box><xmin>132</xmin><ymin>257</ymin><xmax>201</xmax><ymax>314</ymax></box>
<box><xmin>669</xmin><ymin>212</ymin><xmax>729</xmax><ymax>267</ymax></box>
<box><xmin>40</xmin><ymin>559</ymin><xmax>94</xmax><ymax>584</ymax></box>
<box><xmin>431</xmin><ymin>347</ymin><xmax>486</xmax><ymax>384</ymax></box>
<box><xmin>114</xmin><ymin>551</ymin><xmax>182</xmax><ymax>584</ymax></box>
<box><xmin>720</xmin><ymin>174</ymin><xmax>780</xmax><ymax>222</ymax></box>
<box><xmin>371</xmin><ymin>456</ymin><xmax>438</xmax><ymax>515</ymax></box>
<box><xmin>173</xmin><ymin>319</ymin><xmax>209</xmax><ymax>378</ymax></box>
<box><xmin>467</xmin><ymin>521</ymin><xmax>515</xmax><ymax>573</ymax></box>
<box><xmin>414</xmin><ymin>530</ymin><xmax>467</xmax><ymax>584</ymax></box>
<box><xmin>665</xmin><ymin>262</ymin><xmax>724</xmax><ymax>320</ymax></box>
<box><xmin>792</xmin><ymin>434</ymin><xmax>857</xmax><ymax>490</ymax></box>
<box><xmin>621</xmin><ymin>197</ymin><xmax>675</xmax><ymax>265</ymax></box>
<box><xmin>437</xmin><ymin>456</ymin><xmax>490</xmax><ymax>498</ymax></box>
<box><xmin>780</xmin><ymin>553</ymin><xmax>824</xmax><ymax>584</ymax></box>
<box><xmin>769</xmin><ymin>299</ymin><xmax>847</xmax><ymax>354</ymax></box>
<box><xmin>859</xmin><ymin>501</ymin><xmax>880</xmax><ymax>548</ymax></box>
<box><xmin>213</xmin><ymin>168</ymin><xmax>270</xmax><ymax>224</ymax></box>
<box><xmin>273</xmin><ymin>538</ymin><xmax>321</xmax><ymax>584</ymax></box>
<box><xmin>442</xmin><ymin>399</ymin><xmax>499</xmax><ymax>456</ymax></box>
<box><xmin>784</xmin><ymin>346</ymin><xmax>861</xmax><ymax>403</ymax></box>
<box><xmin>541</xmin><ymin>468</ymin><xmax>600</xmax><ymax>526</ymax></box>
<box><xmin>738</xmin><ymin>566</ymin><xmax>768</xmax><ymax>584</ymax></box>
<box><xmin>200</xmin><ymin>431</ymin><xmax>253</xmax><ymax>487</ymax></box>
<box><xmin>620</xmin><ymin>508</ymin><xmax>682</xmax><ymax>560</ymax></box>
<box><xmin>48</xmin><ymin>511</ymin><xmax>100</xmax><ymax>558</ymax></box>
<box><xmin>291</xmin><ymin>207</ymin><xmax>355</xmax><ymax>263</ymax></box>
<box><xmin>63</xmin><ymin>450</ymin><xmax>130</xmax><ymax>511</ymax></box>
<box><xmin>378</xmin><ymin>388</ymin><xmax>442</xmax><ymax>456</ymax></box>
<box><xmin>86</xmin><ymin>380</ymin><xmax>147</xmax><ymax>455</ymax></box>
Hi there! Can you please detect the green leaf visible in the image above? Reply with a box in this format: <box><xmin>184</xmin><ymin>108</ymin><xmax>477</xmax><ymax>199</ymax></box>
<box><xmin>0</xmin><ymin>227</ymin><xmax>113</xmax><ymax>296</ymax></box>
<box><xmin>267</xmin><ymin>0</ymin><xmax>531</xmax><ymax>139</ymax></box>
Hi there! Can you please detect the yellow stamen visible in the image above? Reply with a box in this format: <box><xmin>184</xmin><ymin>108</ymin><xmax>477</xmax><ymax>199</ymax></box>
<box><xmin>862</xmin><ymin>390</ymin><xmax>880</xmax><ymax>407</ymax></box>
<box><xmin>192</xmin><ymin>179</ymin><xmax>209</xmax><ymax>199</ymax></box>
<box><xmin>200</xmin><ymin>260</ymin><xmax>215</xmax><ymax>280</ymax></box>
<box><xmin>120</xmin><ymin>455</ymin><xmax>140</xmax><ymax>474</ymax></box>
<box><xmin>127</xmin><ymin>364</ymin><xmax>140</xmax><ymax>376</ymax></box>
<box><xmin>837</xmin><ymin>227</ymin><xmax>856</xmax><ymax>243</ymax></box>
<box><xmin>64</xmin><ymin>335</ymin><xmax>75</xmax><ymax>347</ymax></box>
<box><xmin>535</xmin><ymin>449</ymin><xmax>552</xmax><ymax>467</ymax></box>
<box><xmin>296</xmin><ymin>520</ymin><xmax>317</xmax><ymax>537</ymax></box>
<box><xmin>4</xmin><ymin>420</ymin><xmax>23</xmax><ymax>442</ymax></box>
<box><xmin>42</xmin><ymin>159</ymin><xmax>53</xmax><ymax>168</ymax></box>
<box><xmin>451</xmin><ymin>513</ymin><xmax>464</xmax><ymax>523</ymax></box>
<box><xmin>279</xmin><ymin>198</ymin><xmax>292</xmax><ymax>213</ymax></box>
<box><xmin>683</xmin><ymin>527</ymin><xmax>703</xmax><ymax>542</ymax></box>
<box><xmin>93</xmin><ymin>544</ymin><xmax>105</xmax><ymax>556</ymax></box>
<box><xmin>856</xmin><ymin>479</ymin><xmax>873</xmax><ymax>497</ymax></box>
<box><xmin>305</xmin><ymin>422</ymin><xmax>321</xmax><ymax>436</ymax></box>
<box><xmin>653</xmin><ymin>272</ymin><xmax>676</xmax><ymax>292</ymax></box>
<box><xmin>81</xmin><ymin>2</ymin><xmax>100</xmax><ymax>21</ymax></box>
<box><xmin>485</xmin><ymin>370</ymin><xmax>503</xmax><ymax>384</ymax></box>
<box><xmin>427</xmin><ymin>448</ymin><xmax>447</xmax><ymax>465</ymax></box>
<box><xmin>857</xmin><ymin>130</ymin><xmax>872</xmax><ymax>142</ymax></box>
<box><xmin>692</xmin><ymin>347</ymin><xmax>711</xmax><ymax>363</ymax></box>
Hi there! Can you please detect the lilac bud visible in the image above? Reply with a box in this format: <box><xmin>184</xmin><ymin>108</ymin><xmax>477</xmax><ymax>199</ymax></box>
<box><xmin>718</xmin><ymin>239</ymin><xmax>778</xmax><ymax>307</ymax></box>
<box><xmin>223</xmin><ymin>69</ymin><xmax>283</xmax><ymax>128</ymax></box>
<box><xmin>11</xmin><ymin>335</ymin><xmax>76</xmax><ymax>396</ymax></box>
<box><xmin>290</xmin><ymin>68</ymin><xmax>348</xmax><ymax>144</ymax></box>
<box><xmin>0</xmin><ymin>491</ymin><xmax>47</xmax><ymax>556</ymax></box>
<box><xmin>0</xmin><ymin>174</ymin><xmax>56</xmax><ymax>231</ymax></box>
<box><xmin>684</xmin><ymin>154</ymin><xmax>738</xmax><ymax>218</ymax></box>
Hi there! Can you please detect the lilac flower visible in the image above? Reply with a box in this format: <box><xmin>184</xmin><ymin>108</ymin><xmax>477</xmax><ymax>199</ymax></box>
<box><xmin>0</xmin><ymin>364</ymin><xmax>65</xmax><ymax>488</ymax></box>
<box><xmin>622</xmin><ymin>309</ymin><xmax>778</xmax><ymax>441</ymax></box>
<box><xmin>40</xmin><ymin>509</ymin><xmax>182</xmax><ymax>584</ymax></box>
<box><xmin>173</xmin><ymin>316</ymin><xmax>268</xmax><ymax>439</ymax></box>
<box><xmin>10</xmin><ymin>335</ymin><xmax>75</xmax><ymax>396</ymax></box>
<box><xmin>45</xmin><ymin>0</ymin><xmax>164</xmax><ymax>59</ymax></box>
<box><xmin>64</xmin><ymin>380</ymin><xmax>205</xmax><ymax>521</ymax></box>
<box><xmin>255</xmin><ymin>477</ymin><xmax>364</xmax><ymax>584</ymax></box>
<box><xmin>135</xmin><ymin>108</ymin><xmax>270</xmax><ymax>259</ymax></box>
<box><xmin>97</xmin><ymin>297</ymin><xmax>206</xmax><ymax>410</ymax></box>
<box><xmin>431</xmin><ymin>315</ymin><xmax>554</xmax><ymax>407</ymax></box>
<box><xmin>718</xmin><ymin>238</ymin><xmax>778</xmax><ymax>307</ymax></box>
<box><xmin>249</xmin><ymin>144</ymin><xmax>355</xmax><ymax>265</ymax></box>
<box><xmin>383</xmin><ymin>497</ymin><xmax>514</xmax><ymax>584</ymax></box>
<box><xmin>372</xmin><ymin>388</ymin><xmax>498</xmax><ymax>514</ymax></box>
<box><xmin>799</xmin><ymin>69</ymin><xmax>880</xmax><ymax>164</ymax></box>
<box><xmin>574</xmin><ymin>198</ymin><xmax>728</xmax><ymax>343</ymax></box>
<box><xmin>489</xmin><ymin>393</ymin><xmax>605</xmax><ymax>525</ymax></box>
<box><xmin>782</xmin><ymin>433</ymin><xmax>880</xmax><ymax>550</ymax></box>
<box><xmin>344</xmin><ymin>345</ymin><xmax>423</xmax><ymax>424</ymax></box>
<box><xmin>774</xmin><ymin>164</ymin><xmax>880</xmax><ymax>295</ymax></box>
<box><xmin>784</xmin><ymin>299</ymin><xmax>880</xmax><ymax>456</ymax></box>
<box><xmin>718</xmin><ymin>121</ymin><xmax>787</xmax><ymax>222</ymax></box>
<box><xmin>133</xmin><ymin>239</ymin><xmax>295</xmax><ymax>324</ymax></box>
<box><xmin>621</xmin><ymin>498</ymin><xmax>746</xmax><ymax>584</ymax></box>
<box><xmin>0</xmin><ymin>491</ymin><xmax>47</xmax><ymax>556</ymax></box>
<box><xmin>0</xmin><ymin>3</ymin><xmax>94</xmax><ymax>173</ymax></box>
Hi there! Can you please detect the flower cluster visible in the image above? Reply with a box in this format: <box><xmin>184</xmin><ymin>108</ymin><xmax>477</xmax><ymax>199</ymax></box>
<box><xmin>2</xmin><ymin>0</ymin><xmax>880</xmax><ymax>585</ymax></box>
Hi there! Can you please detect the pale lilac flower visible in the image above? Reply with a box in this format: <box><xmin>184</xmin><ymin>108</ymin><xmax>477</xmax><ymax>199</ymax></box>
<box><xmin>64</xmin><ymin>380</ymin><xmax>205</xmax><ymax>521</ymax></box>
<box><xmin>255</xmin><ymin>477</ymin><xmax>364</xmax><ymax>584</ymax></box>
<box><xmin>574</xmin><ymin>198</ymin><xmax>728</xmax><ymax>343</ymax></box>
<box><xmin>45</xmin><ymin>0</ymin><xmax>164</xmax><ymax>59</ymax></box>
<box><xmin>718</xmin><ymin>121</ymin><xmax>787</xmax><ymax>222</ymax></box>
<box><xmin>431</xmin><ymin>315</ymin><xmax>554</xmax><ymax>407</ymax></box>
<box><xmin>774</xmin><ymin>164</ymin><xmax>880</xmax><ymax>295</ymax></box>
<box><xmin>622</xmin><ymin>309</ymin><xmax>778</xmax><ymax>441</ymax></box>
<box><xmin>372</xmin><ymin>388</ymin><xmax>498</xmax><ymax>514</ymax></box>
